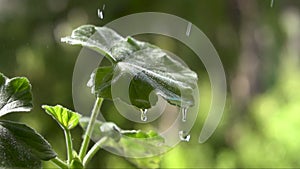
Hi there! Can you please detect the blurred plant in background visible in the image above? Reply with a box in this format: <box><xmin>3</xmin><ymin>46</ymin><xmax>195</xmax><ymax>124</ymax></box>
<box><xmin>0</xmin><ymin>0</ymin><xmax>300</xmax><ymax>168</ymax></box>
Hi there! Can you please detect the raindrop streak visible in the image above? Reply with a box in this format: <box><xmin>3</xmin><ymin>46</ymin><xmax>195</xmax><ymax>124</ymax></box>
<box><xmin>97</xmin><ymin>4</ymin><xmax>105</xmax><ymax>19</ymax></box>
<box><xmin>270</xmin><ymin>0</ymin><xmax>274</xmax><ymax>7</ymax></box>
<box><xmin>179</xmin><ymin>130</ymin><xmax>190</xmax><ymax>142</ymax></box>
<box><xmin>140</xmin><ymin>109</ymin><xmax>148</xmax><ymax>122</ymax></box>
<box><xmin>186</xmin><ymin>22</ymin><xmax>192</xmax><ymax>37</ymax></box>
<box><xmin>181</xmin><ymin>107</ymin><xmax>188</xmax><ymax>122</ymax></box>
<box><xmin>98</xmin><ymin>9</ymin><xmax>104</xmax><ymax>19</ymax></box>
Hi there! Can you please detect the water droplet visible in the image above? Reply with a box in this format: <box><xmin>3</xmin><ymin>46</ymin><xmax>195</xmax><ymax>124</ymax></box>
<box><xmin>97</xmin><ymin>4</ymin><xmax>106</xmax><ymax>20</ymax></box>
<box><xmin>270</xmin><ymin>0</ymin><xmax>274</xmax><ymax>7</ymax></box>
<box><xmin>186</xmin><ymin>22</ymin><xmax>192</xmax><ymax>37</ymax></box>
<box><xmin>98</xmin><ymin>9</ymin><xmax>104</xmax><ymax>19</ymax></box>
<box><xmin>179</xmin><ymin>130</ymin><xmax>190</xmax><ymax>142</ymax></box>
<box><xmin>140</xmin><ymin>109</ymin><xmax>148</xmax><ymax>122</ymax></box>
<box><xmin>181</xmin><ymin>107</ymin><xmax>188</xmax><ymax>122</ymax></box>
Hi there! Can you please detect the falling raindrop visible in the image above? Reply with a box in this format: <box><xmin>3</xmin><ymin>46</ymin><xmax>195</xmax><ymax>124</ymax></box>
<box><xmin>140</xmin><ymin>109</ymin><xmax>148</xmax><ymax>122</ymax></box>
<box><xmin>98</xmin><ymin>9</ymin><xmax>104</xmax><ymax>19</ymax></box>
<box><xmin>270</xmin><ymin>0</ymin><xmax>274</xmax><ymax>7</ymax></box>
<box><xmin>186</xmin><ymin>22</ymin><xmax>192</xmax><ymax>37</ymax></box>
<box><xmin>97</xmin><ymin>4</ymin><xmax>105</xmax><ymax>20</ymax></box>
<box><xmin>181</xmin><ymin>107</ymin><xmax>188</xmax><ymax>122</ymax></box>
<box><xmin>179</xmin><ymin>130</ymin><xmax>190</xmax><ymax>142</ymax></box>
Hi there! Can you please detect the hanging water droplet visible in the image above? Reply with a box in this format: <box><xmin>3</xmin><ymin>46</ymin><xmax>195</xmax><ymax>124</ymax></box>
<box><xmin>179</xmin><ymin>130</ymin><xmax>190</xmax><ymax>142</ymax></box>
<box><xmin>181</xmin><ymin>107</ymin><xmax>188</xmax><ymax>122</ymax></box>
<box><xmin>140</xmin><ymin>109</ymin><xmax>148</xmax><ymax>122</ymax></box>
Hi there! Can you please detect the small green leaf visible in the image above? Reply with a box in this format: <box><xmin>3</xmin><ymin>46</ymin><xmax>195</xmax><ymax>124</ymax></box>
<box><xmin>0</xmin><ymin>120</ymin><xmax>57</xmax><ymax>169</ymax></box>
<box><xmin>42</xmin><ymin>105</ymin><xmax>81</xmax><ymax>130</ymax></box>
<box><xmin>79</xmin><ymin>117</ymin><xmax>165</xmax><ymax>168</ymax></box>
<box><xmin>62</xmin><ymin>25</ymin><xmax>198</xmax><ymax>109</ymax></box>
<box><xmin>0</xmin><ymin>73</ymin><xmax>33</xmax><ymax>117</ymax></box>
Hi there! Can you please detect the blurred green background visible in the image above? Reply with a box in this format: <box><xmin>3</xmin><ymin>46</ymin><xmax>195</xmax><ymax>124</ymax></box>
<box><xmin>1</xmin><ymin>0</ymin><xmax>300</xmax><ymax>168</ymax></box>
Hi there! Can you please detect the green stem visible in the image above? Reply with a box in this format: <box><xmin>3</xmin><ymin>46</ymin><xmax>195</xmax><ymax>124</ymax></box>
<box><xmin>79</xmin><ymin>97</ymin><xmax>104</xmax><ymax>160</ymax></box>
<box><xmin>51</xmin><ymin>157</ymin><xmax>68</xmax><ymax>169</ymax></box>
<box><xmin>83</xmin><ymin>137</ymin><xmax>108</xmax><ymax>166</ymax></box>
<box><xmin>64</xmin><ymin>129</ymin><xmax>73</xmax><ymax>165</ymax></box>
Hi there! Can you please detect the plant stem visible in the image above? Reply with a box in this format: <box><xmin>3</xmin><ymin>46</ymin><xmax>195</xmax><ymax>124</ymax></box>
<box><xmin>79</xmin><ymin>97</ymin><xmax>104</xmax><ymax>160</ymax></box>
<box><xmin>51</xmin><ymin>157</ymin><xmax>68</xmax><ymax>169</ymax></box>
<box><xmin>83</xmin><ymin>137</ymin><xmax>108</xmax><ymax>166</ymax></box>
<box><xmin>64</xmin><ymin>129</ymin><xmax>73</xmax><ymax>165</ymax></box>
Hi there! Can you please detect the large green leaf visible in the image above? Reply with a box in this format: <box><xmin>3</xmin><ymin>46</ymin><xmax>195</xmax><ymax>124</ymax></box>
<box><xmin>0</xmin><ymin>120</ymin><xmax>57</xmax><ymax>169</ymax></box>
<box><xmin>62</xmin><ymin>25</ymin><xmax>198</xmax><ymax>109</ymax></box>
<box><xmin>61</xmin><ymin>25</ymin><xmax>123</xmax><ymax>63</ymax></box>
<box><xmin>42</xmin><ymin>105</ymin><xmax>81</xmax><ymax>130</ymax></box>
<box><xmin>0</xmin><ymin>73</ymin><xmax>33</xmax><ymax>117</ymax></box>
<box><xmin>80</xmin><ymin>117</ymin><xmax>165</xmax><ymax>168</ymax></box>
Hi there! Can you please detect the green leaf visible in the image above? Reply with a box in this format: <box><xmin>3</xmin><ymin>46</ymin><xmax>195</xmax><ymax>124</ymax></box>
<box><xmin>79</xmin><ymin>117</ymin><xmax>121</xmax><ymax>142</ymax></box>
<box><xmin>0</xmin><ymin>73</ymin><xmax>33</xmax><ymax>117</ymax></box>
<box><xmin>61</xmin><ymin>25</ymin><xmax>123</xmax><ymax>63</ymax></box>
<box><xmin>0</xmin><ymin>120</ymin><xmax>57</xmax><ymax>169</ymax></box>
<box><xmin>79</xmin><ymin>117</ymin><xmax>165</xmax><ymax>168</ymax></box>
<box><xmin>87</xmin><ymin>66</ymin><xmax>113</xmax><ymax>99</ymax></box>
<box><xmin>42</xmin><ymin>105</ymin><xmax>81</xmax><ymax>130</ymax></box>
<box><xmin>62</xmin><ymin>25</ymin><xmax>198</xmax><ymax>109</ymax></box>
<box><xmin>126</xmin><ymin>156</ymin><xmax>161</xmax><ymax>169</ymax></box>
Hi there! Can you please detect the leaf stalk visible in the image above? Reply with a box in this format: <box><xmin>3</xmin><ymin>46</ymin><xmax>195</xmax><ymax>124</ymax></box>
<box><xmin>64</xmin><ymin>129</ymin><xmax>73</xmax><ymax>165</ymax></box>
<box><xmin>83</xmin><ymin>137</ymin><xmax>108</xmax><ymax>166</ymax></box>
<box><xmin>79</xmin><ymin>97</ymin><xmax>104</xmax><ymax>160</ymax></box>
